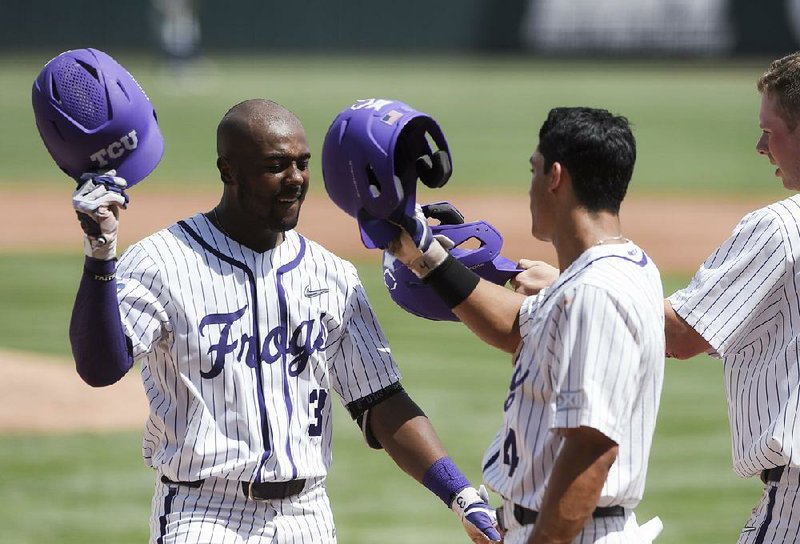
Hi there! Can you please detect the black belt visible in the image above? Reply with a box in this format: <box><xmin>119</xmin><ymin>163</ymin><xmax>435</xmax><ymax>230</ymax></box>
<box><xmin>760</xmin><ymin>466</ymin><xmax>785</xmax><ymax>484</ymax></box>
<box><xmin>241</xmin><ymin>479</ymin><xmax>306</xmax><ymax>500</ymax></box>
<box><xmin>505</xmin><ymin>503</ymin><xmax>625</xmax><ymax>526</ymax></box>
<box><xmin>160</xmin><ymin>475</ymin><xmax>306</xmax><ymax>500</ymax></box>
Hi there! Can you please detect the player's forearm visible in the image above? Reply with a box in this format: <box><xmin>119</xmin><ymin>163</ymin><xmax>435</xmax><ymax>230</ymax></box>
<box><xmin>529</xmin><ymin>428</ymin><xmax>618</xmax><ymax>544</ymax></box>
<box><xmin>369</xmin><ymin>391</ymin><xmax>448</xmax><ymax>481</ymax></box>
<box><xmin>70</xmin><ymin>257</ymin><xmax>134</xmax><ymax>387</ymax></box>
<box><xmin>452</xmin><ymin>278</ymin><xmax>525</xmax><ymax>354</ymax></box>
<box><xmin>663</xmin><ymin>300</ymin><xmax>712</xmax><ymax>359</ymax></box>
<box><xmin>422</xmin><ymin>254</ymin><xmax>524</xmax><ymax>353</ymax></box>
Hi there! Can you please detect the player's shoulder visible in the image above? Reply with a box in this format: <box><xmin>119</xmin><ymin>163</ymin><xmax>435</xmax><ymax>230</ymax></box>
<box><xmin>566</xmin><ymin>243</ymin><xmax>661</xmax><ymax>301</ymax></box>
<box><xmin>293</xmin><ymin>232</ymin><xmax>363</xmax><ymax>296</ymax></box>
<box><xmin>721</xmin><ymin>196</ymin><xmax>800</xmax><ymax>252</ymax></box>
<box><xmin>297</xmin><ymin>233</ymin><xmax>358</xmax><ymax>274</ymax></box>
<box><xmin>578</xmin><ymin>243</ymin><xmax>656</xmax><ymax>281</ymax></box>
<box><xmin>119</xmin><ymin>214</ymin><xmax>199</xmax><ymax>263</ymax></box>
<box><xmin>738</xmin><ymin>195</ymin><xmax>800</xmax><ymax>229</ymax></box>
<box><xmin>761</xmin><ymin>195</ymin><xmax>800</xmax><ymax>225</ymax></box>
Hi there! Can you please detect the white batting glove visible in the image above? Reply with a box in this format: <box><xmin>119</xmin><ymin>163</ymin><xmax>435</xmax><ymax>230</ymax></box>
<box><xmin>72</xmin><ymin>170</ymin><xmax>129</xmax><ymax>261</ymax></box>
<box><xmin>386</xmin><ymin>204</ymin><xmax>451</xmax><ymax>279</ymax></box>
<box><xmin>451</xmin><ymin>485</ymin><xmax>502</xmax><ymax>543</ymax></box>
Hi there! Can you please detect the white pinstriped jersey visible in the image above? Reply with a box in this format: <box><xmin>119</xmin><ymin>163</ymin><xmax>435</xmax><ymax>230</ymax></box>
<box><xmin>482</xmin><ymin>242</ymin><xmax>664</xmax><ymax>511</ymax></box>
<box><xmin>669</xmin><ymin>195</ymin><xmax>800</xmax><ymax>478</ymax></box>
<box><xmin>115</xmin><ymin>213</ymin><xmax>401</xmax><ymax>484</ymax></box>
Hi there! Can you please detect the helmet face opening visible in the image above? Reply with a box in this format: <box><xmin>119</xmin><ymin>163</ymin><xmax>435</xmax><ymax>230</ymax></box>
<box><xmin>32</xmin><ymin>48</ymin><xmax>164</xmax><ymax>186</ymax></box>
<box><xmin>322</xmin><ymin>98</ymin><xmax>451</xmax><ymax>228</ymax></box>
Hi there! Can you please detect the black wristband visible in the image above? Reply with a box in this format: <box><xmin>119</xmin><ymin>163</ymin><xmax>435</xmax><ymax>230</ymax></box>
<box><xmin>422</xmin><ymin>254</ymin><xmax>480</xmax><ymax>308</ymax></box>
<box><xmin>88</xmin><ymin>272</ymin><xmax>115</xmax><ymax>282</ymax></box>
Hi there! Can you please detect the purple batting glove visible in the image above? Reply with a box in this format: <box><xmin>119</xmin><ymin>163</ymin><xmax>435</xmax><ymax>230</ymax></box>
<box><xmin>451</xmin><ymin>486</ymin><xmax>502</xmax><ymax>543</ymax></box>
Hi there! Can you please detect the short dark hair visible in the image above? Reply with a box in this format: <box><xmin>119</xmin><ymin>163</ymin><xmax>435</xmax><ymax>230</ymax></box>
<box><xmin>757</xmin><ymin>52</ymin><xmax>800</xmax><ymax>131</ymax></box>
<box><xmin>538</xmin><ymin>107</ymin><xmax>636</xmax><ymax>214</ymax></box>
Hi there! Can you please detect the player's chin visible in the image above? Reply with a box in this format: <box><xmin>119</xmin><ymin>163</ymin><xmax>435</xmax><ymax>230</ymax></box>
<box><xmin>271</xmin><ymin>198</ymin><xmax>304</xmax><ymax>230</ymax></box>
<box><xmin>780</xmin><ymin>174</ymin><xmax>800</xmax><ymax>191</ymax></box>
<box><xmin>530</xmin><ymin>221</ymin><xmax>549</xmax><ymax>242</ymax></box>
<box><xmin>271</xmin><ymin>209</ymin><xmax>303</xmax><ymax>232</ymax></box>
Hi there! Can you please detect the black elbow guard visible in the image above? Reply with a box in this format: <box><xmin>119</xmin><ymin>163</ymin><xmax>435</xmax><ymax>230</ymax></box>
<box><xmin>347</xmin><ymin>382</ymin><xmax>404</xmax><ymax>450</ymax></box>
<box><xmin>356</xmin><ymin>410</ymin><xmax>382</xmax><ymax>450</ymax></box>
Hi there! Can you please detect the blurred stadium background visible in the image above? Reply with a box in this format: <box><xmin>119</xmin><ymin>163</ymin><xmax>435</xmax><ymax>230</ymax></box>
<box><xmin>2</xmin><ymin>0</ymin><xmax>799</xmax><ymax>542</ymax></box>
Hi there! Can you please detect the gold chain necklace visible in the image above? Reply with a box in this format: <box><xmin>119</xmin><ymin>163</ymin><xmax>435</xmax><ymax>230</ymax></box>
<box><xmin>212</xmin><ymin>207</ymin><xmax>232</xmax><ymax>239</ymax></box>
<box><xmin>594</xmin><ymin>235</ymin><xmax>629</xmax><ymax>246</ymax></box>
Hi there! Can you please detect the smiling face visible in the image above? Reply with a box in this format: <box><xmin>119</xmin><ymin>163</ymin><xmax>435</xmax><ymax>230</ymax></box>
<box><xmin>757</xmin><ymin>92</ymin><xmax>800</xmax><ymax>191</ymax></box>
<box><xmin>234</xmin><ymin>117</ymin><xmax>310</xmax><ymax>232</ymax></box>
<box><xmin>218</xmin><ymin>103</ymin><xmax>311</xmax><ymax>234</ymax></box>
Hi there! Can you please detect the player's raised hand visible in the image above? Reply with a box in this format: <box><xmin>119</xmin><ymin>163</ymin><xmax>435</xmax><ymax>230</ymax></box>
<box><xmin>451</xmin><ymin>485</ymin><xmax>502</xmax><ymax>543</ymax></box>
<box><xmin>510</xmin><ymin>259</ymin><xmax>559</xmax><ymax>296</ymax></box>
<box><xmin>72</xmin><ymin>170</ymin><xmax>129</xmax><ymax>261</ymax></box>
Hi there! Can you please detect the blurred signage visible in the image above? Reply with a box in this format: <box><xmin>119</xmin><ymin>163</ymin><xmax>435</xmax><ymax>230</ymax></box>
<box><xmin>522</xmin><ymin>0</ymin><xmax>733</xmax><ymax>54</ymax></box>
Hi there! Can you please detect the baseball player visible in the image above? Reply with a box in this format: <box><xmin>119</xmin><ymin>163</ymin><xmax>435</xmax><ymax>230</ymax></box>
<box><xmin>364</xmin><ymin>107</ymin><xmax>665</xmax><ymax>543</ymax></box>
<box><xmin>68</xmin><ymin>98</ymin><xmax>500</xmax><ymax>543</ymax></box>
<box><xmin>665</xmin><ymin>52</ymin><xmax>800</xmax><ymax>543</ymax></box>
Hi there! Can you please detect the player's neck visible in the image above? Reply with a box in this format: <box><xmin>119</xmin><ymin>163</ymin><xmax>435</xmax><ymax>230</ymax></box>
<box><xmin>551</xmin><ymin>209</ymin><xmax>624</xmax><ymax>271</ymax></box>
<box><xmin>207</xmin><ymin>206</ymin><xmax>284</xmax><ymax>252</ymax></box>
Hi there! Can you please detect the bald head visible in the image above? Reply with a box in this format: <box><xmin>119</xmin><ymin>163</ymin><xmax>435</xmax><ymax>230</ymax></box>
<box><xmin>216</xmin><ymin>99</ymin><xmax>303</xmax><ymax>159</ymax></box>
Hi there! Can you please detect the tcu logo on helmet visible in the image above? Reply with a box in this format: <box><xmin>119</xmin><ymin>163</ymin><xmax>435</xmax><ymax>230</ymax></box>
<box><xmin>89</xmin><ymin>130</ymin><xmax>139</xmax><ymax>168</ymax></box>
<box><xmin>350</xmin><ymin>98</ymin><xmax>393</xmax><ymax>111</ymax></box>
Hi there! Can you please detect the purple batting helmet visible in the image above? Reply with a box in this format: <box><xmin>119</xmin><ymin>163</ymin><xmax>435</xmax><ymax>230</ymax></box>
<box><xmin>31</xmin><ymin>48</ymin><xmax>164</xmax><ymax>186</ymax></box>
<box><xmin>383</xmin><ymin>202</ymin><xmax>522</xmax><ymax>322</ymax></box>
<box><xmin>321</xmin><ymin>98</ymin><xmax>451</xmax><ymax>247</ymax></box>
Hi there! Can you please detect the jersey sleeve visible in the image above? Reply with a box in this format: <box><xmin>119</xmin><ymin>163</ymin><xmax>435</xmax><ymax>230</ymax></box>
<box><xmin>327</xmin><ymin>263</ymin><xmax>401</xmax><ymax>405</ymax></box>
<box><xmin>668</xmin><ymin>208</ymin><xmax>788</xmax><ymax>358</ymax></box>
<box><xmin>549</xmin><ymin>285</ymin><xmax>641</xmax><ymax>444</ymax></box>
<box><xmin>518</xmin><ymin>292</ymin><xmax>543</xmax><ymax>330</ymax></box>
<box><xmin>115</xmin><ymin>243</ymin><xmax>172</xmax><ymax>359</ymax></box>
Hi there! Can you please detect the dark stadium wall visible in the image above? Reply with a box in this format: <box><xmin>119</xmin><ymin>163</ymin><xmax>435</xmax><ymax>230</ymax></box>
<box><xmin>729</xmin><ymin>0</ymin><xmax>799</xmax><ymax>55</ymax></box>
<box><xmin>1</xmin><ymin>0</ymin><xmax>526</xmax><ymax>53</ymax></box>
<box><xmin>2</xmin><ymin>0</ymin><xmax>798</xmax><ymax>56</ymax></box>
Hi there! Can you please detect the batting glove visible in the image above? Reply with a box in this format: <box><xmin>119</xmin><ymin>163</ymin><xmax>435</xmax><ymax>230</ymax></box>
<box><xmin>360</xmin><ymin>204</ymin><xmax>452</xmax><ymax>279</ymax></box>
<box><xmin>451</xmin><ymin>485</ymin><xmax>502</xmax><ymax>543</ymax></box>
<box><xmin>72</xmin><ymin>170</ymin><xmax>129</xmax><ymax>261</ymax></box>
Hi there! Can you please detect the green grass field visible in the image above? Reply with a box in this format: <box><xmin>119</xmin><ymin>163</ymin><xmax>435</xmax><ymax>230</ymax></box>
<box><xmin>0</xmin><ymin>53</ymin><xmax>788</xmax><ymax>198</ymax></box>
<box><xmin>0</xmin><ymin>254</ymin><xmax>761</xmax><ymax>543</ymax></box>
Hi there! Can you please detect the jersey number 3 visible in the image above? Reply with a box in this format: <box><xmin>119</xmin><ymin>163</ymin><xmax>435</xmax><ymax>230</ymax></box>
<box><xmin>309</xmin><ymin>389</ymin><xmax>328</xmax><ymax>437</ymax></box>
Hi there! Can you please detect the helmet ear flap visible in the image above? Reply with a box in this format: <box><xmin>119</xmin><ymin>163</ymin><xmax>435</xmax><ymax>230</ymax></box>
<box><xmin>416</xmin><ymin>149</ymin><xmax>451</xmax><ymax>188</ymax></box>
<box><xmin>422</xmin><ymin>201</ymin><xmax>465</xmax><ymax>225</ymax></box>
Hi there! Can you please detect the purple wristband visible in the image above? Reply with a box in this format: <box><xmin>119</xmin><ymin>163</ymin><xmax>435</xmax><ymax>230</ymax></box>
<box><xmin>422</xmin><ymin>456</ymin><xmax>471</xmax><ymax>507</ymax></box>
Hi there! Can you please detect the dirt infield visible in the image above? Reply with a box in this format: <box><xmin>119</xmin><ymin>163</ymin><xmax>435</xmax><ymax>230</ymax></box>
<box><xmin>0</xmin><ymin>186</ymin><xmax>778</xmax><ymax>433</ymax></box>
<box><xmin>0</xmin><ymin>186</ymin><xmax>775</xmax><ymax>273</ymax></box>
<box><xmin>0</xmin><ymin>349</ymin><xmax>149</xmax><ymax>433</ymax></box>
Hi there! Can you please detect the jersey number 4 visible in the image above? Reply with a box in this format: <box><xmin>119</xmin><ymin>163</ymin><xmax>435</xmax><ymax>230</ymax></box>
<box><xmin>503</xmin><ymin>428</ymin><xmax>519</xmax><ymax>477</ymax></box>
<box><xmin>309</xmin><ymin>389</ymin><xmax>328</xmax><ymax>437</ymax></box>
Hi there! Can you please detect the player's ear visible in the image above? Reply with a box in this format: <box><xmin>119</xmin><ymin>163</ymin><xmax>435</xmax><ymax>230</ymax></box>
<box><xmin>549</xmin><ymin>161</ymin><xmax>564</xmax><ymax>193</ymax></box>
<box><xmin>217</xmin><ymin>157</ymin><xmax>234</xmax><ymax>185</ymax></box>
